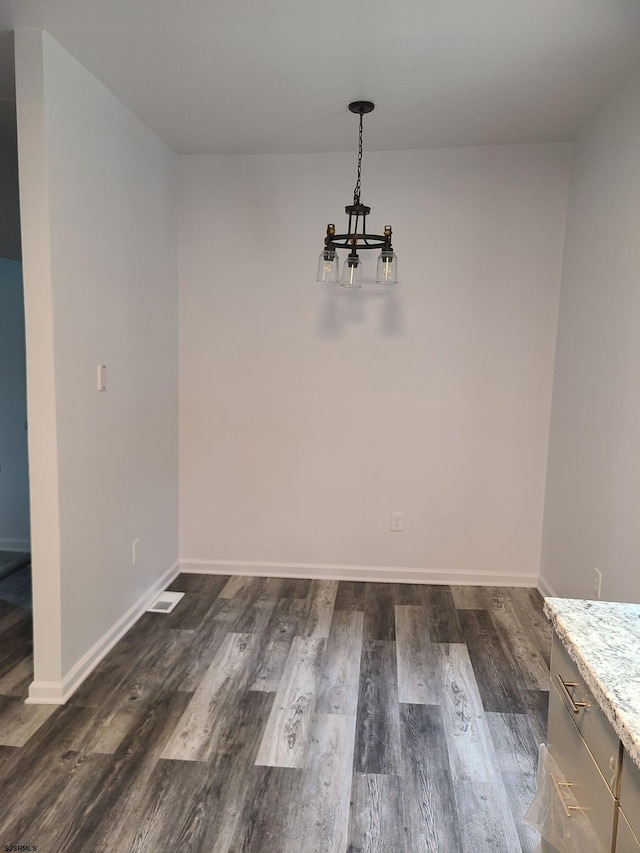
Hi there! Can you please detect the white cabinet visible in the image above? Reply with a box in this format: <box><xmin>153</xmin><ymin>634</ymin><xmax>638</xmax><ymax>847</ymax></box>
<box><xmin>551</xmin><ymin>634</ymin><xmax>620</xmax><ymax>789</ymax></box>
<box><xmin>546</xmin><ymin>676</ymin><xmax>616</xmax><ymax>852</ymax></box>
<box><xmin>544</xmin><ymin>633</ymin><xmax>640</xmax><ymax>853</ymax></box>
<box><xmin>617</xmin><ymin>752</ymin><xmax>640</xmax><ymax>852</ymax></box>
<box><xmin>616</xmin><ymin>812</ymin><xmax>640</xmax><ymax>853</ymax></box>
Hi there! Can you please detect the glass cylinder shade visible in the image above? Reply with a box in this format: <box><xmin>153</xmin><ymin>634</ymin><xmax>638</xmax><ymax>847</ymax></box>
<box><xmin>375</xmin><ymin>250</ymin><xmax>398</xmax><ymax>284</ymax></box>
<box><xmin>341</xmin><ymin>255</ymin><xmax>362</xmax><ymax>289</ymax></box>
<box><xmin>317</xmin><ymin>249</ymin><xmax>340</xmax><ymax>283</ymax></box>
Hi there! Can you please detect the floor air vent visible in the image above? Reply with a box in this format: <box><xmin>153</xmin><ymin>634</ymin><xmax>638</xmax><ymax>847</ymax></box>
<box><xmin>147</xmin><ymin>590</ymin><xmax>184</xmax><ymax>613</ymax></box>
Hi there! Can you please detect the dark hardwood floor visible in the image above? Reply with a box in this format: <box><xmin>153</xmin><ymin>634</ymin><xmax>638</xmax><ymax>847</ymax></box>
<box><xmin>0</xmin><ymin>558</ymin><xmax>33</xmax><ymax>701</ymax></box>
<box><xmin>0</xmin><ymin>574</ymin><xmax>550</xmax><ymax>852</ymax></box>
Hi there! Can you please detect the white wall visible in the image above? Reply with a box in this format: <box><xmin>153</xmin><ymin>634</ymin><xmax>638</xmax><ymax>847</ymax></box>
<box><xmin>541</xmin><ymin>67</ymin><xmax>640</xmax><ymax>603</ymax></box>
<box><xmin>0</xmin><ymin>257</ymin><xmax>29</xmax><ymax>548</ymax></box>
<box><xmin>15</xmin><ymin>31</ymin><xmax>179</xmax><ymax>698</ymax></box>
<box><xmin>179</xmin><ymin>144</ymin><xmax>570</xmax><ymax>584</ymax></box>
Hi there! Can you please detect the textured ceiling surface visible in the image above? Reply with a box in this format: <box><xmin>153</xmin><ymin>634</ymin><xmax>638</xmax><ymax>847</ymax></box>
<box><xmin>1</xmin><ymin>0</ymin><xmax>640</xmax><ymax>154</ymax></box>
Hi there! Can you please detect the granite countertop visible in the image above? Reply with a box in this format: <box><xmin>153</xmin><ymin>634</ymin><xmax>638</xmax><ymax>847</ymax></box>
<box><xmin>544</xmin><ymin>597</ymin><xmax>640</xmax><ymax>771</ymax></box>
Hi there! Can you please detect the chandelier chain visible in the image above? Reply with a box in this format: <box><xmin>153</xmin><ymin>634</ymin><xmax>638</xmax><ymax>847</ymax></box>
<box><xmin>353</xmin><ymin>110</ymin><xmax>363</xmax><ymax>205</ymax></box>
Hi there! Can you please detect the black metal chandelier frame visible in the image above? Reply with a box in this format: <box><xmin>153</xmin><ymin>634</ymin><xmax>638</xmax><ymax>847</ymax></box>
<box><xmin>322</xmin><ymin>101</ymin><xmax>394</xmax><ymax>264</ymax></box>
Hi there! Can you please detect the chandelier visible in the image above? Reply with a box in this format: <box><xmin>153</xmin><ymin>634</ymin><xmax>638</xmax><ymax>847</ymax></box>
<box><xmin>316</xmin><ymin>101</ymin><xmax>398</xmax><ymax>289</ymax></box>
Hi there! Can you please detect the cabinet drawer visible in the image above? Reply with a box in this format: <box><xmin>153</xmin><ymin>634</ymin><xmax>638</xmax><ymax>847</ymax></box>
<box><xmin>551</xmin><ymin>633</ymin><xmax>621</xmax><ymax>791</ymax></box>
<box><xmin>616</xmin><ymin>810</ymin><xmax>640</xmax><ymax>853</ymax></box>
<box><xmin>547</xmin><ymin>682</ymin><xmax>616</xmax><ymax>853</ymax></box>
<box><xmin>620</xmin><ymin>751</ymin><xmax>640</xmax><ymax>842</ymax></box>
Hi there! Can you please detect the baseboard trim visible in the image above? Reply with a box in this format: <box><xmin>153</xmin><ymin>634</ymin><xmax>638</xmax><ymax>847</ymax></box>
<box><xmin>178</xmin><ymin>558</ymin><xmax>539</xmax><ymax>588</ymax></box>
<box><xmin>25</xmin><ymin>681</ymin><xmax>66</xmax><ymax>705</ymax></box>
<box><xmin>537</xmin><ymin>574</ymin><xmax>557</xmax><ymax>599</ymax></box>
<box><xmin>26</xmin><ymin>560</ymin><xmax>181</xmax><ymax>705</ymax></box>
<box><xmin>0</xmin><ymin>538</ymin><xmax>31</xmax><ymax>551</ymax></box>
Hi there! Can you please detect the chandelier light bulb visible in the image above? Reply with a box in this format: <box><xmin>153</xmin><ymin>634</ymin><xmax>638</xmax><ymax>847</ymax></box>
<box><xmin>316</xmin><ymin>248</ymin><xmax>340</xmax><ymax>283</ymax></box>
<box><xmin>341</xmin><ymin>251</ymin><xmax>362</xmax><ymax>288</ymax></box>
<box><xmin>375</xmin><ymin>248</ymin><xmax>398</xmax><ymax>285</ymax></box>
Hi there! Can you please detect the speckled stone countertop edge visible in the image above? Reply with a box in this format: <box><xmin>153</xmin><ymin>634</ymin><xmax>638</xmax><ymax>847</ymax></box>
<box><xmin>544</xmin><ymin>597</ymin><xmax>640</xmax><ymax>772</ymax></box>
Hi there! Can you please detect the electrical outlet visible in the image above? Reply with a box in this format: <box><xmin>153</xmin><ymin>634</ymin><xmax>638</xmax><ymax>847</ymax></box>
<box><xmin>593</xmin><ymin>567</ymin><xmax>602</xmax><ymax>600</ymax></box>
<box><xmin>132</xmin><ymin>538</ymin><xmax>140</xmax><ymax>565</ymax></box>
<box><xmin>390</xmin><ymin>511</ymin><xmax>404</xmax><ymax>532</ymax></box>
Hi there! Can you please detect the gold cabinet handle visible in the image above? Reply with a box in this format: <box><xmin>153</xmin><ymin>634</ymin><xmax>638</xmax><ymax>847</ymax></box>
<box><xmin>550</xmin><ymin>774</ymin><xmax>584</xmax><ymax>818</ymax></box>
<box><xmin>556</xmin><ymin>674</ymin><xmax>589</xmax><ymax>715</ymax></box>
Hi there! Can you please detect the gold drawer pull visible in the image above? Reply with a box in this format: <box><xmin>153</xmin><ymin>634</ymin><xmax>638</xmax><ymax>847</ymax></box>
<box><xmin>556</xmin><ymin>674</ymin><xmax>589</xmax><ymax>715</ymax></box>
<box><xmin>551</xmin><ymin>774</ymin><xmax>584</xmax><ymax>818</ymax></box>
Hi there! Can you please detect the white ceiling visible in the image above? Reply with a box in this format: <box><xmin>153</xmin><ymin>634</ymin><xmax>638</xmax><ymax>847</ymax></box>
<box><xmin>1</xmin><ymin>0</ymin><xmax>640</xmax><ymax>155</ymax></box>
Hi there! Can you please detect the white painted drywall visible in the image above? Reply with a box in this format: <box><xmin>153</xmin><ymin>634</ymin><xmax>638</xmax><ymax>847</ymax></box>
<box><xmin>14</xmin><ymin>31</ymin><xmax>63</xmax><ymax>683</ymax></box>
<box><xmin>0</xmin><ymin>257</ymin><xmax>29</xmax><ymax>548</ymax></box>
<box><xmin>15</xmin><ymin>31</ymin><xmax>178</xmax><ymax>685</ymax></box>
<box><xmin>541</xmin><ymin>67</ymin><xmax>640</xmax><ymax>603</ymax></box>
<box><xmin>178</xmin><ymin>144</ymin><xmax>570</xmax><ymax>581</ymax></box>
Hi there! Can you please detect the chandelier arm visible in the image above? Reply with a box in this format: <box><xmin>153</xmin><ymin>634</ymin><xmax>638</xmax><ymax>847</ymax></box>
<box><xmin>327</xmin><ymin>233</ymin><xmax>389</xmax><ymax>250</ymax></box>
<box><xmin>352</xmin><ymin>210</ymin><xmax>362</xmax><ymax>241</ymax></box>
<box><xmin>353</xmin><ymin>109</ymin><xmax>364</xmax><ymax>205</ymax></box>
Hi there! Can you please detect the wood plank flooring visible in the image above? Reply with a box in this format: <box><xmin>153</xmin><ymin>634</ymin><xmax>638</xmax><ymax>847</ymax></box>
<box><xmin>0</xmin><ymin>551</ymin><xmax>31</xmax><ymax>581</ymax></box>
<box><xmin>0</xmin><ymin>575</ymin><xmax>550</xmax><ymax>852</ymax></box>
<box><xmin>0</xmin><ymin>561</ymin><xmax>32</xmax><ymax>703</ymax></box>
